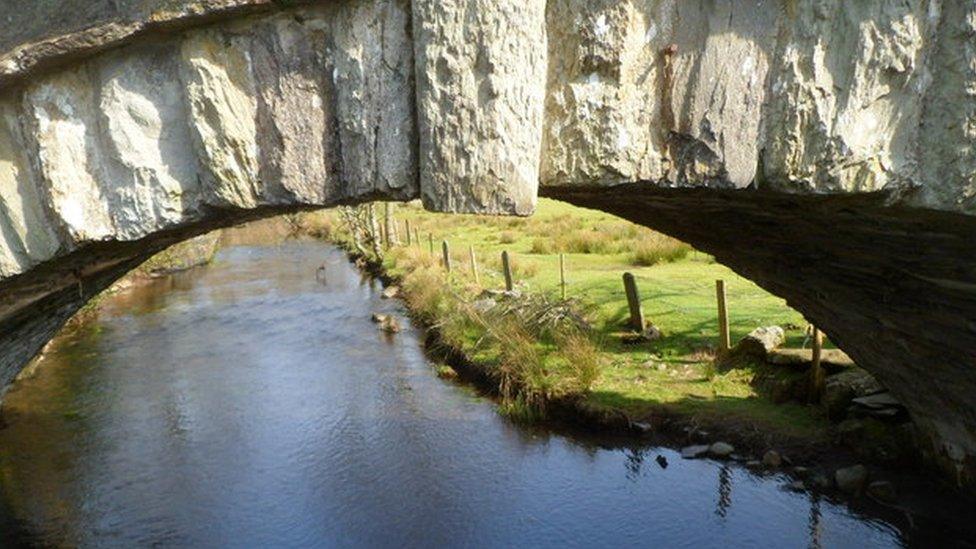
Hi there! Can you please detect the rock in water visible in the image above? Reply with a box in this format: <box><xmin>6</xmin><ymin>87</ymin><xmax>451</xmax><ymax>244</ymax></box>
<box><xmin>381</xmin><ymin>286</ymin><xmax>400</xmax><ymax>299</ymax></box>
<box><xmin>835</xmin><ymin>465</ymin><xmax>869</xmax><ymax>494</ymax></box>
<box><xmin>709</xmin><ymin>442</ymin><xmax>735</xmax><ymax>459</ymax></box>
<box><xmin>371</xmin><ymin>313</ymin><xmax>389</xmax><ymax>323</ymax></box>
<box><xmin>680</xmin><ymin>445</ymin><xmax>710</xmax><ymax>459</ymax></box>
<box><xmin>380</xmin><ymin>316</ymin><xmax>401</xmax><ymax>334</ymax></box>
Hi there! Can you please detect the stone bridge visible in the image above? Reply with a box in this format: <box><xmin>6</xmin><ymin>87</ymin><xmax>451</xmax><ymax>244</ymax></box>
<box><xmin>1</xmin><ymin>0</ymin><xmax>974</xmax><ymax>485</ymax></box>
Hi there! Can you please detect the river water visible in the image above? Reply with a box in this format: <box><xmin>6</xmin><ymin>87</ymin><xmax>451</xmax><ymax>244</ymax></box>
<box><xmin>0</xmin><ymin>234</ymin><xmax>908</xmax><ymax>547</ymax></box>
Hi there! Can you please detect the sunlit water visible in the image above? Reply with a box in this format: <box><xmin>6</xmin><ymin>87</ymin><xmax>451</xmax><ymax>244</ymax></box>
<box><xmin>0</xmin><ymin>237</ymin><xmax>907</xmax><ymax>547</ymax></box>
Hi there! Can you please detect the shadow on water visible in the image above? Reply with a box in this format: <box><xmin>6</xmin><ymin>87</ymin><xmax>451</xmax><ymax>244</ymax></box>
<box><xmin>0</xmin><ymin>223</ymin><xmax>932</xmax><ymax>547</ymax></box>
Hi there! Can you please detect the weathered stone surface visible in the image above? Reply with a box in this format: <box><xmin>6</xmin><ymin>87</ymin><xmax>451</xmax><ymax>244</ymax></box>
<box><xmin>331</xmin><ymin>0</ymin><xmax>417</xmax><ymax>200</ymax></box>
<box><xmin>97</xmin><ymin>44</ymin><xmax>206</xmax><ymax>236</ymax></box>
<box><xmin>0</xmin><ymin>100</ymin><xmax>60</xmax><ymax>277</ymax></box>
<box><xmin>180</xmin><ymin>28</ymin><xmax>262</xmax><ymax>208</ymax></box>
<box><xmin>412</xmin><ymin>0</ymin><xmax>546</xmax><ymax>215</ymax></box>
<box><xmin>244</xmin><ymin>13</ymin><xmax>339</xmax><ymax>204</ymax></box>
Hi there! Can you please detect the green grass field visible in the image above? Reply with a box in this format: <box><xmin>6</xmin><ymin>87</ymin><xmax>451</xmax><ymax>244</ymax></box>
<box><xmin>314</xmin><ymin>199</ymin><xmax>829</xmax><ymax>441</ymax></box>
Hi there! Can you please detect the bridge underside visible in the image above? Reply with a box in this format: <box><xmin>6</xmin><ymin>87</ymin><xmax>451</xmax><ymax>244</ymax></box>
<box><xmin>1</xmin><ymin>0</ymin><xmax>975</xmax><ymax>487</ymax></box>
<box><xmin>546</xmin><ymin>185</ymin><xmax>976</xmax><ymax>486</ymax></box>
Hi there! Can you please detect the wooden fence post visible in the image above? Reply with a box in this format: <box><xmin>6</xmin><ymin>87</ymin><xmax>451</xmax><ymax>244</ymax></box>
<box><xmin>559</xmin><ymin>253</ymin><xmax>567</xmax><ymax>300</ymax></box>
<box><xmin>428</xmin><ymin>233</ymin><xmax>434</xmax><ymax>255</ymax></box>
<box><xmin>405</xmin><ymin>220</ymin><xmax>412</xmax><ymax>246</ymax></box>
<box><xmin>383</xmin><ymin>203</ymin><xmax>394</xmax><ymax>248</ymax></box>
<box><xmin>501</xmin><ymin>250</ymin><xmax>514</xmax><ymax>292</ymax></box>
<box><xmin>469</xmin><ymin>245</ymin><xmax>480</xmax><ymax>285</ymax></box>
<box><xmin>442</xmin><ymin>240</ymin><xmax>452</xmax><ymax>272</ymax></box>
<box><xmin>414</xmin><ymin>228</ymin><xmax>421</xmax><ymax>248</ymax></box>
<box><xmin>716</xmin><ymin>280</ymin><xmax>731</xmax><ymax>352</ymax></box>
<box><xmin>623</xmin><ymin>273</ymin><xmax>645</xmax><ymax>331</ymax></box>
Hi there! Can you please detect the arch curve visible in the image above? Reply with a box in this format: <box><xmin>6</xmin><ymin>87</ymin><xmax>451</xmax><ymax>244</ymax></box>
<box><xmin>1</xmin><ymin>0</ymin><xmax>975</xmax><ymax>486</ymax></box>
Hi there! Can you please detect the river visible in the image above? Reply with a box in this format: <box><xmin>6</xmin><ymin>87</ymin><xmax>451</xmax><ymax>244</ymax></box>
<box><xmin>0</xmin><ymin>232</ymin><xmax>907</xmax><ymax>547</ymax></box>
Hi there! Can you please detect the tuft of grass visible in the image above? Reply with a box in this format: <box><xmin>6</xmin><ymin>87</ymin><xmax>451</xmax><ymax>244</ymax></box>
<box><xmin>630</xmin><ymin>234</ymin><xmax>692</xmax><ymax>266</ymax></box>
<box><xmin>498</xmin><ymin>231</ymin><xmax>518</xmax><ymax>244</ymax></box>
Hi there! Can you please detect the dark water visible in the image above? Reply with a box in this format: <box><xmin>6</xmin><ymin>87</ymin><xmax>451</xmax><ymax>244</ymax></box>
<box><xmin>0</xmin><ymin>236</ymin><xmax>906</xmax><ymax>547</ymax></box>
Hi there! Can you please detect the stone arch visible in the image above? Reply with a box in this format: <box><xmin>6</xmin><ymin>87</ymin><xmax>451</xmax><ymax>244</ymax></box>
<box><xmin>1</xmin><ymin>0</ymin><xmax>975</xmax><ymax>486</ymax></box>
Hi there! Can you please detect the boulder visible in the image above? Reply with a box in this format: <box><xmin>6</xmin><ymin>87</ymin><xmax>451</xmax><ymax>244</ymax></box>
<box><xmin>721</xmin><ymin>327</ymin><xmax>787</xmax><ymax>370</ymax></box>
<box><xmin>734</xmin><ymin>326</ymin><xmax>785</xmax><ymax>359</ymax></box>
<box><xmin>371</xmin><ymin>313</ymin><xmax>389</xmax><ymax>323</ymax></box>
<box><xmin>835</xmin><ymin>465</ymin><xmax>869</xmax><ymax>494</ymax></box>
<box><xmin>822</xmin><ymin>368</ymin><xmax>885</xmax><ymax>422</ymax></box>
<box><xmin>381</xmin><ymin>285</ymin><xmax>400</xmax><ymax>299</ymax></box>
<box><xmin>709</xmin><ymin>442</ymin><xmax>735</xmax><ymax>459</ymax></box>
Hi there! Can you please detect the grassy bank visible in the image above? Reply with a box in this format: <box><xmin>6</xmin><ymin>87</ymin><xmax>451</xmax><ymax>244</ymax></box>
<box><xmin>307</xmin><ymin>199</ymin><xmax>830</xmax><ymax>447</ymax></box>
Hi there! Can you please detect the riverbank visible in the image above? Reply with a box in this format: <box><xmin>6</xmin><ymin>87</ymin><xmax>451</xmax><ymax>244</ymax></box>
<box><xmin>300</xmin><ymin>201</ymin><xmax>976</xmax><ymax>528</ymax></box>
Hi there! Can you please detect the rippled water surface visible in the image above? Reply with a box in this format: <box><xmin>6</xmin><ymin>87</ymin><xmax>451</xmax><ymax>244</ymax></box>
<box><xmin>0</xmin><ymin>235</ymin><xmax>906</xmax><ymax>547</ymax></box>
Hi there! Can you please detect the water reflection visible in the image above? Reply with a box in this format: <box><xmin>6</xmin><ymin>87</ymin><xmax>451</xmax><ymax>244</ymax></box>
<box><xmin>0</xmin><ymin>234</ymin><xmax>906</xmax><ymax>547</ymax></box>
